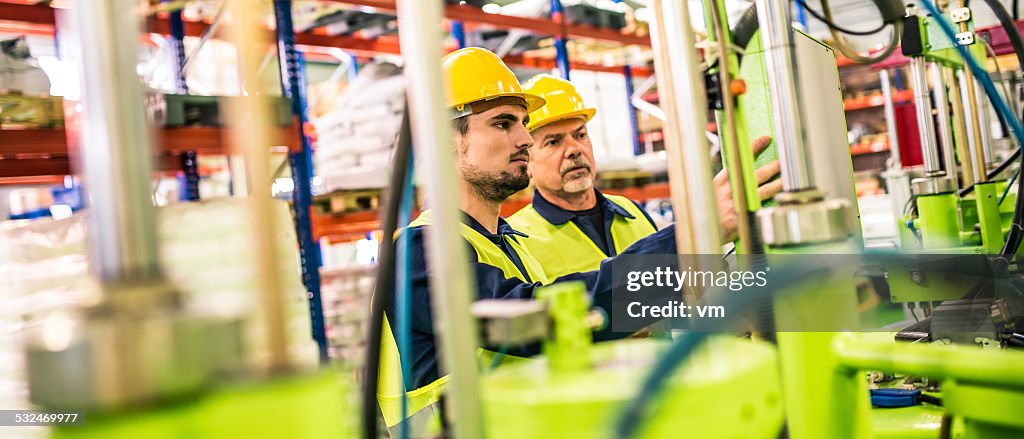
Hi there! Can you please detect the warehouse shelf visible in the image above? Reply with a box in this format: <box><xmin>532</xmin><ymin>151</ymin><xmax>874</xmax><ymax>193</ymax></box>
<box><xmin>843</xmin><ymin>90</ymin><xmax>913</xmax><ymax>111</ymax></box>
<box><xmin>313</xmin><ymin>182</ymin><xmax>672</xmax><ymax>242</ymax></box>
<box><xmin>850</xmin><ymin>141</ymin><xmax>890</xmax><ymax>156</ymax></box>
<box><xmin>329</xmin><ymin>0</ymin><xmax>651</xmax><ymax>47</ymax></box>
<box><xmin>0</xmin><ymin>1</ymin><xmax>652</xmax><ymax>75</ymax></box>
<box><xmin>0</xmin><ymin>125</ymin><xmax>302</xmax><ymax>181</ymax></box>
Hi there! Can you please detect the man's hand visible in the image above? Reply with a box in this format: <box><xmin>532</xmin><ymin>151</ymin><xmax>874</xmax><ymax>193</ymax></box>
<box><xmin>713</xmin><ymin>136</ymin><xmax>783</xmax><ymax>243</ymax></box>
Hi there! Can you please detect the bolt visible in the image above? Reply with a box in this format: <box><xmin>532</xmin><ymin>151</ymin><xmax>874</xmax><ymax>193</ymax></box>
<box><xmin>911</xmin><ymin>271</ymin><xmax>925</xmax><ymax>284</ymax></box>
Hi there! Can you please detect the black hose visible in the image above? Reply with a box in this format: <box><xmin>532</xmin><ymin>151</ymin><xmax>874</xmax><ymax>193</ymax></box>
<box><xmin>981</xmin><ymin>0</ymin><xmax>1024</xmax><ymax>256</ymax></box>
<box><xmin>958</xmin><ymin>147</ymin><xmax>1021</xmax><ymax>197</ymax></box>
<box><xmin>362</xmin><ymin>106</ymin><xmax>413</xmax><ymax>439</ymax></box>
<box><xmin>731</xmin><ymin>4</ymin><xmax>759</xmax><ymax>60</ymax></box>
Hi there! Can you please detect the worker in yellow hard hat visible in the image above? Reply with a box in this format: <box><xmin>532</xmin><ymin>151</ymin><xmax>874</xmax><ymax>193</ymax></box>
<box><xmin>376</xmin><ymin>48</ymin><xmax>678</xmax><ymax>434</ymax></box>
<box><xmin>508</xmin><ymin>74</ymin><xmax>782</xmax><ymax>279</ymax></box>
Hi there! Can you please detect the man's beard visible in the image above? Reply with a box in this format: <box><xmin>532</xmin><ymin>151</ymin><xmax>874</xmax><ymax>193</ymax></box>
<box><xmin>461</xmin><ymin>163</ymin><xmax>531</xmax><ymax>203</ymax></box>
<box><xmin>560</xmin><ymin>157</ymin><xmax>593</xmax><ymax>193</ymax></box>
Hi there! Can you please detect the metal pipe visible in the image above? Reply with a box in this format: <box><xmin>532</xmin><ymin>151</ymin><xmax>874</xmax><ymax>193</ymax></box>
<box><xmin>550</xmin><ymin>0</ymin><xmax>571</xmax><ymax>79</ymax></box>
<box><xmin>73</xmin><ymin>0</ymin><xmax>162</xmax><ymax>284</ymax></box>
<box><xmin>182</xmin><ymin>4</ymin><xmax>226</xmax><ymax>76</ymax></box>
<box><xmin>755</xmin><ymin>0</ymin><xmax>815</xmax><ymax>192</ymax></box>
<box><xmin>224</xmin><ymin>0</ymin><xmax>290</xmax><ymax>371</ymax></box>
<box><xmin>395</xmin><ymin>0</ymin><xmax>484</xmax><ymax>437</ymax></box>
<box><xmin>910</xmin><ymin>57</ymin><xmax>943</xmax><ymax>174</ymax></box>
<box><xmin>930</xmin><ymin>63</ymin><xmax>958</xmax><ymax>189</ymax></box>
<box><xmin>833</xmin><ymin>334</ymin><xmax>1024</xmax><ymax>387</ymax></box>
<box><xmin>624</xmin><ymin>65</ymin><xmax>643</xmax><ymax>156</ymax></box>
<box><xmin>879</xmin><ymin>69</ymin><xmax>902</xmax><ymax>169</ymax></box>
<box><xmin>648</xmin><ymin>0</ymin><xmax>722</xmax><ymax>256</ymax></box>
<box><xmin>630</xmin><ymin>75</ymin><xmax>666</xmax><ymax>121</ymax></box>
<box><xmin>273</xmin><ymin>0</ymin><xmax>327</xmax><ymax>362</ymax></box>
<box><xmin>709</xmin><ymin>0</ymin><xmax>752</xmax><ymax>254</ymax></box>
<box><xmin>974</xmin><ymin>78</ymin><xmax>994</xmax><ymax>165</ymax></box>
<box><xmin>961</xmin><ymin>68</ymin><xmax>988</xmax><ymax>182</ymax></box>
<box><xmin>948</xmin><ymin>67</ymin><xmax>974</xmax><ymax>186</ymax></box>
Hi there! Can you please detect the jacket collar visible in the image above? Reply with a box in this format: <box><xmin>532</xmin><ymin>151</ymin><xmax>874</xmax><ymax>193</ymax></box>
<box><xmin>531</xmin><ymin>188</ymin><xmax>635</xmax><ymax>226</ymax></box>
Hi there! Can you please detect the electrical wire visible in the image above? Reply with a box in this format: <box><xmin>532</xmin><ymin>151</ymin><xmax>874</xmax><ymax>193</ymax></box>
<box><xmin>1000</xmin><ymin>169</ymin><xmax>1019</xmax><ymax>205</ymax></box>
<box><xmin>820</xmin><ymin>0</ymin><xmax>902</xmax><ymax>64</ymax></box>
<box><xmin>794</xmin><ymin>0</ymin><xmax>889</xmax><ymax>36</ymax></box>
<box><xmin>918</xmin><ymin>0</ymin><xmax>1024</xmax><ymax>257</ymax></box>
<box><xmin>959</xmin><ymin>148</ymin><xmax>1021</xmax><ymax>197</ymax></box>
<box><xmin>395</xmin><ymin>151</ymin><xmax>416</xmax><ymax>439</ymax></box>
<box><xmin>982</xmin><ymin>38</ymin><xmax>1019</xmax><ymax>121</ymax></box>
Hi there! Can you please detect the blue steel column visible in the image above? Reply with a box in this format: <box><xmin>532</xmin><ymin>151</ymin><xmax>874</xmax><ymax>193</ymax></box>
<box><xmin>273</xmin><ymin>0</ymin><xmax>328</xmax><ymax>362</ymax></box>
<box><xmin>549</xmin><ymin>0</ymin><xmax>571</xmax><ymax>79</ymax></box>
<box><xmin>793</xmin><ymin>0</ymin><xmax>808</xmax><ymax>29</ymax></box>
<box><xmin>623</xmin><ymin>65</ymin><xmax>642</xmax><ymax>155</ymax></box>
<box><xmin>165</xmin><ymin>0</ymin><xmax>200</xmax><ymax>201</ymax></box>
<box><xmin>451</xmin><ymin>21</ymin><xmax>467</xmax><ymax>49</ymax></box>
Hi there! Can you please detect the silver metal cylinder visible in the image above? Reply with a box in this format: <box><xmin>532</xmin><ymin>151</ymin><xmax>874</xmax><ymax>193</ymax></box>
<box><xmin>880</xmin><ymin>69</ymin><xmax>903</xmax><ymax>169</ymax></box>
<box><xmin>755</xmin><ymin>0</ymin><xmax>815</xmax><ymax>192</ymax></box>
<box><xmin>648</xmin><ymin>0</ymin><xmax>722</xmax><ymax>255</ymax></box>
<box><xmin>958</xmin><ymin>69</ymin><xmax>986</xmax><ymax>182</ymax></box>
<box><xmin>71</xmin><ymin>0</ymin><xmax>161</xmax><ymax>284</ymax></box>
<box><xmin>395</xmin><ymin>0</ymin><xmax>483</xmax><ymax>436</ymax></box>
<box><xmin>910</xmin><ymin>57</ymin><xmax>942</xmax><ymax>173</ymax></box>
<box><xmin>974</xmin><ymin>78</ymin><xmax>994</xmax><ymax>165</ymax></box>
<box><xmin>929</xmin><ymin>63</ymin><xmax>958</xmax><ymax>189</ymax></box>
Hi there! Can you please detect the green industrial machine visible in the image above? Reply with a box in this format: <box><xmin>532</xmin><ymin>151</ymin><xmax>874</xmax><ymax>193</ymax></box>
<box><xmin>471</xmin><ymin>2</ymin><xmax>1024</xmax><ymax>439</ymax></box>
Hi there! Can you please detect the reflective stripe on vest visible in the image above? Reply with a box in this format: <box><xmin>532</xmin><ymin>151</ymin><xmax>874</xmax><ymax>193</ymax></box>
<box><xmin>507</xmin><ymin>194</ymin><xmax>656</xmax><ymax>279</ymax></box>
<box><xmin>377</xmin><ymin>210</ymin><xmax>548</xmax><ymax>427</ymax></box>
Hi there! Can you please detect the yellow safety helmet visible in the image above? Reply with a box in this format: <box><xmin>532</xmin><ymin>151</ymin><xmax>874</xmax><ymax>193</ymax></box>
<box><xmin>442</xmin><ymin>47</ymin><xmax>545</xmax><ymax>117</ymax></box>
<box><xmin>522</xmin><ymin>74</ymin><xmax>596</xmax><ymax>132</ymax></box>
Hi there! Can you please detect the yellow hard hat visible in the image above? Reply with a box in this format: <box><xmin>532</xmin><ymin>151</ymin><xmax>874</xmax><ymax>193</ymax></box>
<box><xmin>522</xmin><ymin>74</ymin><xmax>596</xmax><ymax>132</ymax></box>
<box><xmin>442</xmin><ymin>47</ymin><xmax>545</xmax><ymax>117</ymax></box>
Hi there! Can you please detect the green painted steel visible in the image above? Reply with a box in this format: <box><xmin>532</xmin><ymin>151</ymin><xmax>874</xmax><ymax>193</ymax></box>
<box><xmin>768</xmin><ymin>240</ymin><xmax>868</xmax><ymax>439</ymax></box>
<box><xmin>52</xmin><ymin>370</ymin><xmax>355</xmax><ymax>439</ymax></box>
<box><xmin>915</xmin><ymin>193</ymin><xmax>961</xmax><ymax>249</ymax></box>
<box><xmin>974</xmin><ymin>182</ymin><xmax>1004</xmax><ymax>254</ymax></box>
<box><xmin>536</xmin><ymin>281</ymin><xmax>592</xmax><ymax>372</ymax></box>
<box><xmin>481</xmin><ymin>337</ymin><xmax>784</xmax><ymax>439</ymax></box>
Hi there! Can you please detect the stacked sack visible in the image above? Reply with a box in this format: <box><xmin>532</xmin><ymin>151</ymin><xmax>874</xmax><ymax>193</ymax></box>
<box><xmin>312</xmin><ymin>61</ymin><xmax>404</xmax><ymax>192</ymax></box>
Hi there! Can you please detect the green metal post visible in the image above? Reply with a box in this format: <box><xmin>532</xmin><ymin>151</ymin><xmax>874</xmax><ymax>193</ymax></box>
<box><xmin>769</xmin><ymin>240</ymin><xmax>869</xmax><ymax>439</ymax></box>
<box><xmin>916</xmin><ymin>193</ymin><xmax>961</xmax><ymax>249</ymax></box>
<box><xmin>974</xmin><ymin>182</ymin><xmax>1004</xmax><ymax>254</ymax></box>
<box><xmin>536</xmin><ymin>282</ymin><xmax>592</xmax><ymax>372</ymax></box>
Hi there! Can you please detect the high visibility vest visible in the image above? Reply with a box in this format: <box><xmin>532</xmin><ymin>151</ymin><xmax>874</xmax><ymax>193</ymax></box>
<box><xmin>507</xmin><ymin>194</ymin><xmax>656</xmax><ymax>279</ymax></box>
<box><xmin>377</xmin><ymin>210</ymin><xmax>549</xmax><ymax>430</ymax></box>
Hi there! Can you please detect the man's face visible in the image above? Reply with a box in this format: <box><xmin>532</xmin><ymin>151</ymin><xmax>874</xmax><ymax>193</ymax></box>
<box><xmin>528</xmin><ymin>118</ymin><xmax>596</xmax><ymax>196</ymax></box>
<box><xmin>453</xmin><ymin>104</ymin><xmax>534</xmax><ymax>203</ymax></box>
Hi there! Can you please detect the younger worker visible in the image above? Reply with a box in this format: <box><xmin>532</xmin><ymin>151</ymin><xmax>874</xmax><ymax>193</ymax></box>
<box><xmin>508</xmin><ymin>74</ymin><xmax>782</xmax><ymax>279</ymax></box>
<box><xmin>377</xmin><ymin>48</ymin><xmax>676</xmax><ymax>433</ymax></box>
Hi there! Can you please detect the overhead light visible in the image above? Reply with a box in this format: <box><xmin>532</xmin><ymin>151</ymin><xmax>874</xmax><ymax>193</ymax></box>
<box><xmin>634</xmin><ymin>7</ymin><xmax>651</xmax><ymax>23</ymax></box>
<box><xmin>482</xmin><ymin>3</ymin><xmax>501</xmax><ymax>14</ymax></box>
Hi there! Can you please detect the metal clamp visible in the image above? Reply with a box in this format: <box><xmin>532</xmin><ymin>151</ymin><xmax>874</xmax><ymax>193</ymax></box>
<box><xmin>911</xmin><ymin>176</ymin><xmax>957</xmax><ymax>195</ymax></box>
<box><xmin>756</xmin><ymin>197</ymin><xmax>855</xmax><ymax>246</ymax></box>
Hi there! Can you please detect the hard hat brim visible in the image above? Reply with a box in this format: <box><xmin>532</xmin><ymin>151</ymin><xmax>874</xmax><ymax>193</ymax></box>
<box><xmin>450</xmin><ymin>92</ymin><xmax>546</xmax><ymax>115</ymax></box>
<box><xmin>528</xmin><ymin>107</ymin><xmax>596</xmax><ymax>132</ymax></box>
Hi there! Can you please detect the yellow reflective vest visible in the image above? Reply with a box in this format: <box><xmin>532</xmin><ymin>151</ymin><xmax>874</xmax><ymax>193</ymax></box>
<box><xmin>377</xmin><ymin>210</ymin><xmax>549</xmax><ymax>430</ymax></box>
<box><xmin>507</xmin><ymin>193</ymin><xmax>656</xmax><ymax>279</ymax></box>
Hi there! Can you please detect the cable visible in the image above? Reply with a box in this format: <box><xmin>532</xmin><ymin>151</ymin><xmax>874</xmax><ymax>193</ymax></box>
<box><xmin>795</xmin><ymin>0</ymin><xmax>889</xmax><ymax>36</ymax></box>
<box><xmin>820</xmin><ymin>0</ymin><xmax>902</xmax><ymax>65</ymax></box>
<box><xmin>959</xmin><ymin>148</ymin><xmax>1021</xmax><ymax>197</ymax></box>
<box><xmin>978</xmin><ymin>0</ymin><xmax>1024</xmax><ymax>256</ymax></box>
<box><xmin>1000</xmin><ymin>169</ymin><xmax>1019</xmax><ymax>205</ymax></box>
<box><xmin>395</xmin><ymin>148</ymin><xmax>416</xmax><ymax>439</ymax></box>
<box><xmin>362</xmin><ymin>106</ymin><xmax>413</xmax><ymax>439</ymax></box>
<box><xmin>918</xmin><ymin>1</ymin><xmax>1024</xmax><ymax>257</ymax></box>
